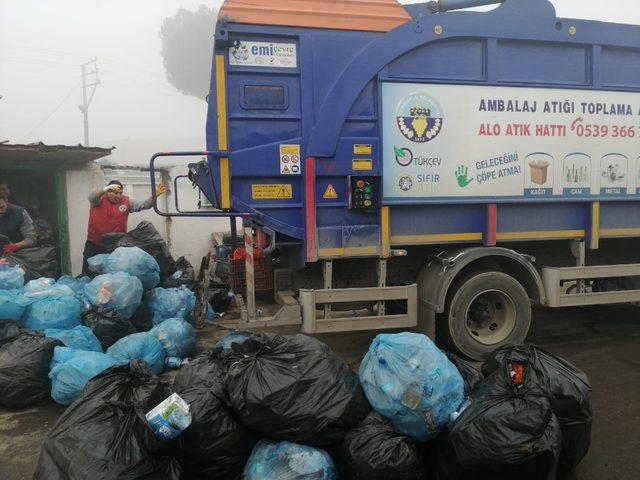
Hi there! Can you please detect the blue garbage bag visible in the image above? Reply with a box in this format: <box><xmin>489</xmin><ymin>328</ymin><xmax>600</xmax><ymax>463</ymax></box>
<box><xmin>87</xmin><ymin>253</ymin><xmax>109</xmax><ymax>275</ymax></box>
<box><xmin>0</xmin><ymin>289</ymin><xmax>32</xmax><ymax>321</ymax></box>
<box><xmin>243</xmin><ymin>440</ymin><xmax>337</xmax><ymax>480</ymax></box>
<box><xmin>149</xmin><ymin>318</ymin><xmax>195</xmax><ymax>357</ymax></box>
<box><xmin>49</xmin><ymin>346</ymin><xmax>119</xmax><ymax>405</ymax></box>
<box><xmin>84</xmin><ymin>272</ymin><xmax>143</xmax><ymax>319</ymax></box>
<box><xmin>45</xmin><ymin>325</ymin><xmax>103</xmax><ymax>352</ymax></box>
<box><xmin>106</xmin><ymin>332</ymin><xmax>165</xmax><ymax>374</ymax></box>
<box><xmin>23</xmin><ymin>278</ymin><xmax>74</xmax><ymax>299</ymax></box>
<box><xmin>359</xmin><ymin>332</ymin><xmax>464</xmax><ymax>442</ymax></box>
<box><xmin>22</xmin><ymin>296</ymin><xmax>82</xmax><ymax>331</ymax></box>
<box><xmin>104</xmin><ymin>246</ymin><xmax>161</xmax><ymax>291</ymax></box>
<box><xmin>57</xmin><ymin>276</ymin><xmax>91</xmax><ymax>299</ymax></box>
<box><xmin>215</xmin><ymin>331</ymin><xmax>252</xmax><ymax>350</ymax></box>
<box><xmin>147</xmin><ymin>286</ymin><xmax>196</xmax><ymax>326</ymax></box>
<box><xmin>0</xmin><ymin>263</ymin><xmax>25</xmax><ymax>290</ymax></box>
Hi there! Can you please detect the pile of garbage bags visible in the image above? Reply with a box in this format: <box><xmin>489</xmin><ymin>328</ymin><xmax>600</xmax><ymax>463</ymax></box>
<box><xmin>25</xmin><ymin>327</ymin><xmax>592</xmax><ymax>480</ymax></box>
<box><xmin>0</xmin><ymin>239</ymin><xmax>200</xmax><ymax>409</ymax></box>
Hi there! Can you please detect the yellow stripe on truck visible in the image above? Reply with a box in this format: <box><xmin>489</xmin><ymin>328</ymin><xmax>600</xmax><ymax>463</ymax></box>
<box><xmin>216</xmin><ymin>54</ymin><xmax>230</xmax><ymax>209</ymax></box>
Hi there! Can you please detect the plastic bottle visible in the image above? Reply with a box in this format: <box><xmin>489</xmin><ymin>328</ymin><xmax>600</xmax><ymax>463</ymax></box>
<box><xmin>164</xmin><ymin>357</ymin><xmax>190</xmax><ymax>368</ymax></box>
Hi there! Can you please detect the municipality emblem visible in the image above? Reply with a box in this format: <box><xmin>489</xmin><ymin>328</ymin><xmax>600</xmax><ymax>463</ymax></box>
<box><xmin>396</xmin><ymin>93</ymin><xmax>443</xmax><ymax>143</ymax></box>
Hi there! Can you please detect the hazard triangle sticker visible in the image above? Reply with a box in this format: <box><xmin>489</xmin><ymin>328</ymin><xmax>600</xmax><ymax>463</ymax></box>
<box><xmin>323</xmin><ymin>184</ymin><xmax>338</xmax><ymax>199</ymax></box>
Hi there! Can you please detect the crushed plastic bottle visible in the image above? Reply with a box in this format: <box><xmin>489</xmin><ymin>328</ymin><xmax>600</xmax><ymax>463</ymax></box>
<box><xmin>164</xmin><ymin>357</ymin><xmax>190</xmax><ymax>369</ymax></box>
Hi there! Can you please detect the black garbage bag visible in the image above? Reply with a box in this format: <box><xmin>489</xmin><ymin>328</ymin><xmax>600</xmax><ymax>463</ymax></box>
<box><xmin>3</xmin><ymin>246</ymin><xmax>59</xmax><ymax>281</ymax></box>
<box><xmin>435</xmin><ymin>360</ymin><xmax>561</xmax><ymax>480</ymax></box>
<box><xmin>224</xmin><ymin>333</ymin><xmax>370</xmax><ymax>447</ymax></box>
<box><xmin>130</xmin><ymin>303</ymin><xmax>154</xmax><ymax>333</ymax></box>
<box><xmin>209</xmin><ymin>287</ymin><xmax>234</xmax><ymax>313</ymax></box>
<box><xmin>335</xmin><ymin>412</ymin><xmax>426</xmax><ymax>480</ymax></box>
<box><xmin>172</xmin><ymin>349</ymin><xmax>256</xmax><ymax>479</ymax></box>
<box><xmin>483</xmin><ymin>345</ymin><xmax>592</xmax><ymax>473</ymax></box>
<box><xmin>446</xmin><ymin>352</ymin><xmax>484</xmax><ymax>396</ymax></box>
<box><xmin>34</xmin><ymin>361</ymin><xmax>180</xmax><ymax>480</ymax></box>
<box><xmin>0</xmin><ymin>332</ymin><xmax>62</xmax><ymax>408</ymax></box>
<box><xmin>82</xmin><ymin>306</ymin><xmax>136</xmax><ymax>350</ymax></box>
<box><xmin>0</xmin><ymin>320</ymin><xmax>27</xmax><ymax>347</ymax></box>
<box><xmin>34</xmin><ymin>218</ymin><xmax>57</xmax><ymax>246</ymax></box>
<box><xmin>161</xmin><ymin>256</ymin><xmax>197</xmax><ymax>290</ymax></box>
<box><xmin>103</xmin><ymin>221</ymin><xmax>176</xmax><ymax>275</ymax></box>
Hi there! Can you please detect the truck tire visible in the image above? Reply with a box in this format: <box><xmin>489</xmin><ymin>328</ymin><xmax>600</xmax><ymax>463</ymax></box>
<box><xmin>442</xmin><ymin>271</ymin><xmax>531</xmax><ymax>360</ymax></box>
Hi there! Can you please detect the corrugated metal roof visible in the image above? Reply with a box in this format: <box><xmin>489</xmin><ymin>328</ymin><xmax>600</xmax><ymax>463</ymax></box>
<box><xmin>218</xmin><ymin>0</ymin><xmax>412</xmax><ymax>32</ymax></box>
<box><xmin>0</xmin><ymin>143</ymin><xmax>114</xmax><ymax>168</ymax></box>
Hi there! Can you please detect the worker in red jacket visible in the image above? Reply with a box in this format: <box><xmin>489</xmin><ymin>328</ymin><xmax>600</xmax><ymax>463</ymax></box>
<box><xmin>82</xmin><ymin>180</ymin><xmax>166</xmax><ymax>275</ymax></box>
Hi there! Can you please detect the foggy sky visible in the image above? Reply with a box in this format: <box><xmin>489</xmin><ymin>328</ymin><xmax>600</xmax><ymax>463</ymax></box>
<box><xmin>1</xmin><ymin>0</ymin><xmax>638</xmax><ymax>150</ymax></box>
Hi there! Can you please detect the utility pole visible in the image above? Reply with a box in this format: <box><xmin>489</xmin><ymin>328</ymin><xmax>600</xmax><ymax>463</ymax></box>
<box><xmin>79</xmin><ymin>57</ymin><xmax>100</xmax><ymax>146</ymax></box>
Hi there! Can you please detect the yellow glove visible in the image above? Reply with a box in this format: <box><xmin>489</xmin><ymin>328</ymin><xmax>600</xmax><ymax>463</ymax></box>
<box><xmin>155</xmin><ymin>184</ymin><xmax>167</xmax><ymax>196</ymax></box>
<box><xmin>104</xmin><ymin>184</ymin><xmax>122</xmax><ymax>194</ymax></box>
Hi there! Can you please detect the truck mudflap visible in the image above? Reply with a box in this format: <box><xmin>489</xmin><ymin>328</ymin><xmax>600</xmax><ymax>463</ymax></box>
<box><xmin>417</xmin><ymin>246</ymin><xmax>546</xmax><ymax>313</ymax></box>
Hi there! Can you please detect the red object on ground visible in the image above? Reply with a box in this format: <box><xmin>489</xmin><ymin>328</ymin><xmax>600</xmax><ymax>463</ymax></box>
<box><xmin>510</xmin><ymin>362</ymin><xmax>525</xmax><ymax>386</ymax></box>
<box><xmin>232</xmin><ymin>247</ymin><xmax>265</xmax><ymax>261</ymax></box>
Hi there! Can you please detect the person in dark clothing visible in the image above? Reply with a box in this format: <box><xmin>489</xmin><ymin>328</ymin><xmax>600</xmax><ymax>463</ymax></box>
<box><xmin>0</xmin><ymin>196</ymin><xmax>37</xmax><ymax>253</ymax></box>
<box><xmin>82</xmin><ymin>180</ymin><xmax>166</xmax><ymax>275</ymax></box>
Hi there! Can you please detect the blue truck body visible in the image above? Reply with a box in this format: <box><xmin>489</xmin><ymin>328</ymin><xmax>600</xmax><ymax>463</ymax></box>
<box><xmin>201</xmin><ymin>0</ymin><xmax>640</xmax><ymax>266</ymax></box>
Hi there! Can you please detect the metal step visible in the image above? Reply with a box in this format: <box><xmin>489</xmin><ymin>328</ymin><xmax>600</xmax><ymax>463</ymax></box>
<box><xmin>300</xmin><ymin>284</ymin><xmax>417</xmax><ymax>333</ymax></box>
<box><xmin>542</xmin><ymin>264</ymin><xmax>640</xmax><ymax>307</ymax></box>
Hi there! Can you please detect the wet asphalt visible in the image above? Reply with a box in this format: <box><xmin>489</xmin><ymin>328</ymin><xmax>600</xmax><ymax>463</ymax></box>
<box><xmin>0</xmin><ymin>304</ymin><xmax>638</xmax><ymax>479</ymax></box>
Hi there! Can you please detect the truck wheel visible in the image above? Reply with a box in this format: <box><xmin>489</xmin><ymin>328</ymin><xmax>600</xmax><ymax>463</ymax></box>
<box><xmin>443</xmin><ymin>271</ymin><xmax>531</xmax><ymax>360</ymax></box>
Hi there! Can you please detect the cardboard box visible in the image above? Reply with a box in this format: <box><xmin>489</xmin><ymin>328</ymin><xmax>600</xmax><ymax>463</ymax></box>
<box><xmin>529</xmin><ymin>160</ymin><xmax>550</xmax><ymax>185</ymax></box>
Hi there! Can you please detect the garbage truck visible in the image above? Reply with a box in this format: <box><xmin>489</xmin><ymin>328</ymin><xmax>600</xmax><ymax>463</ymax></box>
<box><xmin>150</xmin><ymin>0</ymin><xmax>640</xmax><ymax>359</ymax></box>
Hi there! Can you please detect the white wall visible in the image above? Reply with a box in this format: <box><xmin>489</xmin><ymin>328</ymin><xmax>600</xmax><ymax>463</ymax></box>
<box><xmin>65</xmin><ymin>161</ymin><xmax>231</xmax><ymax>276</ymax></box>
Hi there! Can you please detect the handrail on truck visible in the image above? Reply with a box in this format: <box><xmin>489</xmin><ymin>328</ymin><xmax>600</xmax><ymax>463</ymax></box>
<box><xmin>149</xmin><ymin>151</ymin><xmax>254</xmax><ymax>219</ymax></box>
<box><xmin>427</xmin><ymin>0</ymin><xmax>505</xmax><ymax>13</ymax></box>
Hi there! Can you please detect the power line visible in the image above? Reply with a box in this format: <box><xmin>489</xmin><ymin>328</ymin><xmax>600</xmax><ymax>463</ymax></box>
<box><xmin>20</xmin><ymin>81</ymin><xmax>81</xmax><ymax>141</ymax></box>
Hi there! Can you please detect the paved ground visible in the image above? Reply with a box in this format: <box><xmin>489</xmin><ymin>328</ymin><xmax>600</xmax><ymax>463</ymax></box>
<box><xmin>1</xmin><ymin>304</ymin><xmax>639</xmax><ymax>479</ymax></box>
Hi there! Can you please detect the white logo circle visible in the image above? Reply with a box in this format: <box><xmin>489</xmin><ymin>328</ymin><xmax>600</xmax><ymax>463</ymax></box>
<box><xmin>119</xmin><ymin>204</ymin><xmax>128</xmax><ymax>213</ymax></box>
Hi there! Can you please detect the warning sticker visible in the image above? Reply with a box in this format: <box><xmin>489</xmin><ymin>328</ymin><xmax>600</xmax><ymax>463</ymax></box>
<box><xmin>252</xmin><ymin>184</ymin><xmax>292</xmax><ymax>200</ymax></box>
<box><xmin>323</xmin><ymin>184</ymin><xmax>338</xmax><ymax>199</ymax></box>
<box><xmin>352</xmin><ymin>159</ymin><xmax>373</xmax><ymax>171</ymax></box>
<box><xmin>280</xmin><ymin>144</ymin><xmax>301</xmax><ymax>175</ymax></box>
<box><xmin>354</xmin><ymin>144</ymin><xmax>372</xmax><ymax>155</ymax></box>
